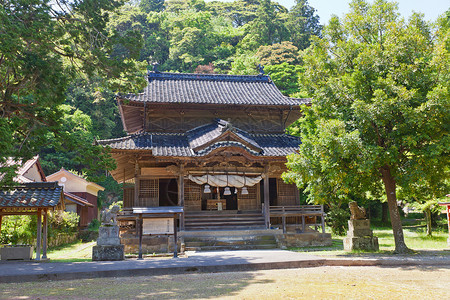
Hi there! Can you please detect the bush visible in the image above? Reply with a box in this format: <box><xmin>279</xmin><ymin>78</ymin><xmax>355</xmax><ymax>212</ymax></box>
<box><xmin>326</xmin><ymin>207</ymin><xmax>350</xmax><ymax>236</ymax></box>
<box><xmin>0</xmin><ymin>215</ymin><xmax>34</xmax><ymax>245</ymax></box>
<box><xmin>87</xmin><ymin>219</ymin><xmax>100</xmax><ymax>231</ymax></box>
<box><xmin>0</xmin><ymin>211</ymin><xmax>79</xmax><ymax>245</ymax></box>
<box><xmin>79</xmin><ymin>219</ymin><xmax>101</xmax><ymax>242</ymax></box>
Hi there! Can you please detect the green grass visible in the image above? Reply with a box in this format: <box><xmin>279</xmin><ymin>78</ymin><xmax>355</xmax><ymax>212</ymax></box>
<box><xmin>43</xmin><ymin>240</ymin><xmax>95</xmax><ymax>262</ymax></box>
<box><xmin>290</xmin><ymin>220</ymin><xmax>449</xmax><ymax>255</ymax></box>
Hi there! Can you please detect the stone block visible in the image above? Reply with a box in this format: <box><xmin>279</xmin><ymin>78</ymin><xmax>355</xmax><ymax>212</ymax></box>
<box><xmin>0</xmin><ymin>246</ymin><xmax>34</xmax><ymax>260</ymax></box>
<box><xmin>346</xmin><ymin>228</ymin><xmax>374</xmax><ymax>237</ymax></box>
<box><xmin>348</xmin><ymin>219</ymin><xmax>371</xmax><ymax>232</ymax></box>
<box><xmin>97</xmin><ymin>226</ymin><xmax>121</xmax><ymax>246</ymax></box>
<box><xmin>92</xmin><ymin>245</ymin><xmax>124</xmax><ymax>261</ymax></box>
<box><xmin>343</xmin><ymin>236</ymin><xmax>379</xmax><ymax>251</ymax></box>
<box><xmin>275</xmin><ymin>233</ymin><xmax>332</xmax><ymax>248</ymax></box>
<box><xmin>121</xmin><ymin>235</ymin><xmax>180</xmax><ymax>254</ymax></box>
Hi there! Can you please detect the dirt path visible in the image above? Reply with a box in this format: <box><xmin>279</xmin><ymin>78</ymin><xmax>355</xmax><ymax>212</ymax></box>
<box><xmin>1</xmin><ymin>265</ymin><xmax>448</xmax><ymax>299</ymax></box>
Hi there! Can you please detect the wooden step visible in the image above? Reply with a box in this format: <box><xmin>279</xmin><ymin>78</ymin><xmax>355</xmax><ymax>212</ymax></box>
<box><xmin>184</xmin><ymin>211</ymin><xmax>266</xmax><ymax>231</ymax></box>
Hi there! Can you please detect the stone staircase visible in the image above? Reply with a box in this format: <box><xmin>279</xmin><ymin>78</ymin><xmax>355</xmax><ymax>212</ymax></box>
<box><xmin>181</xmin><ymin>211</ymin><xmax>280</xmax><ymax>251</ymax></box>
<box><xmin>181</xmin><ymin>229</ymin><xmax>280</xmax><ymax>251</ymax></box>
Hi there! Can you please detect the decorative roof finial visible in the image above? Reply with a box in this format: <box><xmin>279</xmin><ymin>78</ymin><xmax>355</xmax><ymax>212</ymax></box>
<box><xmin>152</xmin><ymin>62</ymin><xmax>160</xmax><ymax>73</ymax></box>
<box><xmin>258</xmin><ymin>64</ymin><xmax>264</xmax><ymax>75</ymax></box>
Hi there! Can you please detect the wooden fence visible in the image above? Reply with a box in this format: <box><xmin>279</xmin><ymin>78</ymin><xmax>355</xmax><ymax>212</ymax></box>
<box><xmin>269</xmin><ymin>205</ymin><xmax>326</xmax><ymax>234</ymax></box>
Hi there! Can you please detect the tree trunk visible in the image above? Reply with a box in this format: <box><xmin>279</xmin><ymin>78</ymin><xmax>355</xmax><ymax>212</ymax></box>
<box><xmin>380</xmin><ymin>166</ymin><xmax>411</xmax><ymax>253</ymax></box>
<box><xmin>381</xmin><ymin>202</ymin><xmax>389</xmax><ymax>225</ymax></box>
<box><xmin>425</xmin><ymin>208</ymin><xmax>432</xmax><ymax>236</ymax></box>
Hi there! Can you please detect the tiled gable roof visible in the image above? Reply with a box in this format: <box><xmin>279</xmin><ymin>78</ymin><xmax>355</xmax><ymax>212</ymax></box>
<box><xmin>0</xmin><ymin>182</ymin><xmax>63</xmax><ymax>208</ymax></box>
<box><xmin>98</xmin><ymin>120</ymin><xmax>300</xmax><ymax>158</ymax></box>
<box><xmin>186</xmin><ymin>119</ymin><xmax>262</xmax><ymax>152</ymax></box>
<box><xmin>119</xmin><ymin>72</ymin><xmax>309</xmax><ymax>106</ymax></box>
<box><xmin>0</xmin><ymin>155</ymin><xmax>46</xmax><ymax>183</ymax></box>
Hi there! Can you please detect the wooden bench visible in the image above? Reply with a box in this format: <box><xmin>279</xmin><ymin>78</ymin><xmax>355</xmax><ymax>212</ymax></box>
<box><xmin>269</xmin><ymin>205</ymin><xmax>326</xmax><ymax>234</ymax></box>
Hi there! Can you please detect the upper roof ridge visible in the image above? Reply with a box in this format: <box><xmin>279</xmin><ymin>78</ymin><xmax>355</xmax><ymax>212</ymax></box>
<box><xmin>147</xmin><ymin>71</ymin><xmax>271</xmax><ymax>83</ymax></box>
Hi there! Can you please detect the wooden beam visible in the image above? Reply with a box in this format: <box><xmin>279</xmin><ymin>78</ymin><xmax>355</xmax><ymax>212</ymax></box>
<box><xmin>36</xmin><ymin>209</ymin><xmax>42</xmax><ymax>261</ymax></box>
<box><xmin>134</xmin><ymin>161</ymin><xmax>140</xmax><ymax>207</ymax></box>
<box><xmin>178</xmin><ymin>164</ymin><xmax>185</xmax><ymax>231</ymax></box>
<box><xmin>138</xmin><ymin>214</ymin><xmax>143</xmax><ymax>260</ymax></box>
<box><xmin>264</xmin><ymin>166</ymin><xmax>270</xmax><ymax>229</ymax></box>
<box><xmin>42</xmin><ymin>208</ymin><xmax>48</xmax><ymax>259</ymax></box>
<box><xmin>173</xmin><ymin>216</ymin><xmax>178</xmax><ymax>258</ymax></box>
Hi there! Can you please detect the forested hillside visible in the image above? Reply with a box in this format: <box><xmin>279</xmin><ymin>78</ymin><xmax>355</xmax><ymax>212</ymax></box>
<box><xmin>0</xmin><ymin>0</ymin><xmax>322</xmax><ymax>204</ymax></box>
<box><xmin>40</xmin><ymin>0</ymin><xmax>322</xmax><ymax>176</ymax></box>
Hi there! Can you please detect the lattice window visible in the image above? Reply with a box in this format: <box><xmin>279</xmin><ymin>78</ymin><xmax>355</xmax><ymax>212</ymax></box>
<box><xmin>238</xmin><ymin>185</ymin><xmax>259</xmax><ymax>210</ymax></box>
<box><xmin>184</xmin><ymin>180</ymin><xmax>202</xmax><ymax>211</ymax></box>
<box><xmin>277</xmin><ymin>179</ymin><xmax>299</xmax><ymax>206</ymax></box>
<box><xmin>139</xmin><ymin>179</ymin><xmax>159</xmax><ymax>207</ymax></box>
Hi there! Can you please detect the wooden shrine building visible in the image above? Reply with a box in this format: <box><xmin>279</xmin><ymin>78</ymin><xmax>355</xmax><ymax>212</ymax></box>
<box><xmin>98</xmin><ymin>69</ymin><xmax>330</xmax><ymax>252</ymax></box>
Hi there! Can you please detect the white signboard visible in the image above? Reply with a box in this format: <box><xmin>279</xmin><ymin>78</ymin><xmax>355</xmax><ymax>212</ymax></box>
<box><xmin>143</xmin><ymin>218</ymin><xmax>174</xmax><ymax>235</ymax></box>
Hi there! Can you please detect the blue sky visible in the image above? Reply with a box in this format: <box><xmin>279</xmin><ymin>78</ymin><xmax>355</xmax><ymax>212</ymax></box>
<box><xmin>277</xmin><ymin>0</ymin><xmax>449</xmax><ymax>24</ymax></box>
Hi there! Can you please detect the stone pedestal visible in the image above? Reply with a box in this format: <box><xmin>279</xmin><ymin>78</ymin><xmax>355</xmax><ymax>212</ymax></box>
<box><xmin>0</xmin><ymin>246</ymin><xmax>34</xmax><ymax>260</ymax></box>
<box><xmin>97</xmin><ymin>226</ymin><xmax>121</xmax><ymax>245</ymax></box>
<box><xmin>343</xmin><ymin>219</ymin><xmax>379</xmax><ymax>251</ymax></box>
<box><xmin>92</xmin><ymin>225</ymin><xmax>124</xmax><ymax>261</ymax></box>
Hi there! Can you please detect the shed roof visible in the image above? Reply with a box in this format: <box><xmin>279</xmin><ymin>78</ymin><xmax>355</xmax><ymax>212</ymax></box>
<box><xmin>119</xmin><ymin>72</ymin><xmax>309</xmax><ymax>107</ymax></box>
<box><xmin>64</xmin><ymin>192</ymin><xmax>94</xmax><ymax>207</ymax></box>
<box><xmin>0</xmin><ymin>182</ymin><xmax>64</xmax><ymax>208</ymax></box>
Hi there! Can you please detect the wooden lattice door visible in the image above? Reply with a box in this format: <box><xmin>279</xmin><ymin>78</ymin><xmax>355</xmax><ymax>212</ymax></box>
<box><xmin>138</xmin><ymin>179</ymin><xmax>159</xmax><ymax>207</ymax></box>
<box><xmin>277</xmin><ymin>179</ymin><xmax>299</xmax><ymax>206</ymax></box>
<box><xmin>184</xmin><ymin>180</ymin><xmax>202</xmax><ymax>211</ymax></box>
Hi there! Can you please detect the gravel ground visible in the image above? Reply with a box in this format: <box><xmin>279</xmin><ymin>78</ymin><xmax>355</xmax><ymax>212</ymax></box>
<box><xmin>1</xmin><ymin>265</ymin><xmax>449</xmax><ymax>299</ymax></box>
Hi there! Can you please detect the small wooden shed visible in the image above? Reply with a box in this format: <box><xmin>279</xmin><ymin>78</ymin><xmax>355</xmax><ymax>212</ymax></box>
<box><xmin>0</xmin><ymin>182</ymin><xmax>65</xmax><ymax>260</ymax></box>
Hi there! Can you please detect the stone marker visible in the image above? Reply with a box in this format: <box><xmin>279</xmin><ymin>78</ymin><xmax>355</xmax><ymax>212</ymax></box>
<box><xmin>92</xmin><ymin>205</ymin><xmax>124</xmax><ymax>261</ymax></box>
<box><xmin>343</xmin><ymin>202</ymin><xmax>379</xmax><ymax>251</ymax></box>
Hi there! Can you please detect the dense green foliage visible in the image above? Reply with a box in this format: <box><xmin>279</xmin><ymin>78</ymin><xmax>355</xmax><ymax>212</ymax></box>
<box><xmin>0</xmin><ymin>0</ymin><xmax>146</xmax><ymax>184</ymax></box>
<box><xmin>1</xmin><ymin>0</ymin><xmax>323</xmax><ymax>184</ymax></box>
<box><xmin>0</xmin><ymin>211</ymin><xmax>79</xmax><ymax>245</ymax></box>
<box><xmin>283</xmin><ymin>0</ymin><xmax>449</xmax><ymax>253</ymax></box>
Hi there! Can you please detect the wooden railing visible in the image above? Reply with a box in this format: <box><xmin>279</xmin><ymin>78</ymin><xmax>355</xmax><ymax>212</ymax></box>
<box><xmin>269</xmin><ymin>205</ymin><xmax>326</xmax><ymax>234</ymax></box>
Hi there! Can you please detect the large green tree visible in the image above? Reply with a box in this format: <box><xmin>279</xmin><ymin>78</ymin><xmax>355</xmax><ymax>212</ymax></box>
<box><xmin>0</xmin><ymin>0</ymin><xmax>145</xmax><ymax>184</ymax></box>
<box><xmin>286</xmin><ymin>0</ymin><xmax>322</xmax><ymax>50</ymax></box>
<box><xmin>284</xmin><ymin>0</ymin><xmax>449</xmax><ymax>253</ymax></box>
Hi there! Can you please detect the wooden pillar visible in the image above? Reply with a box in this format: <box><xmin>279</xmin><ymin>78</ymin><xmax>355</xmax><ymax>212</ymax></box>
<box><xmin>263</xmin><ymin>166</ymin><xmax>270</xmax><ymax>229</ymax></box>
<box><xmin>446</xmin><ymin>205</ymin><xmax>450</xmax><ymax>245</ymax></box>
<box><xmin>134</xmin><ymin>162</ymin><xmax>139</xmax><ymax>207</ymax></box>
<box><xmin>36</xmin><ymin>209</ymin><xmax>42</xmax><ymax>261</ymax></box>
<box><xmin>42</xmin><ymin>209</ymin><xmax>48</xmax><ymax>259</ymax></box>
<box><xmin>138</xmin><ymin>215</ymin><xmax>143</xmax><ymax>260</ymax></box>
<box><xmin>320</xmin><ymin>205</ymin><xmax>326</xmax><ymax>234</ymax></box>
<box><xmin>173</xmin><ymin>215</ymin><xmax>178</xmax><ymax>258</ymax></box>
<box><xmin>178</xmin><ymin>164</ymin><xmax>185</xmax><ymax>231</ymax></box>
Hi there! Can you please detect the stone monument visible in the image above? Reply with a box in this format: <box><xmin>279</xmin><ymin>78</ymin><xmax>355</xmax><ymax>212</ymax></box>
<box><xmin>92</xmin><ymin>205</ymin><xmax>125</xmax><ymax>261</ymax></box>
<box><xmin>343</xmin><ymin>201</ymin><xmax>379</xmax><ymax>251</ymax></box>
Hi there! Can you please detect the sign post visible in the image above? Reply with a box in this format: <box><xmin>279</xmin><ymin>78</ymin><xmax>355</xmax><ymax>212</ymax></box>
<box><xmin>133</xmin><ymin>207</ymin><xmax>183</xmax><ymax>259</ymax></box>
